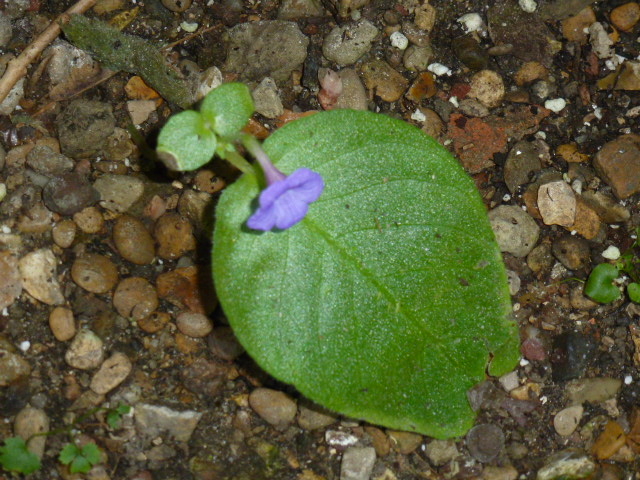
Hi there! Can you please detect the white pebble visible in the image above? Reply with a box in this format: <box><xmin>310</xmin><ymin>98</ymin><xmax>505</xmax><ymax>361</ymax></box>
<box><xmin>19</xmin><ymin>341</ymin><xmax>30</xmax><ymax>352</ymax></box>
<box><xmin>625</xmin><ymin>375</ymin><xmax>633</xmax><ymax>385</ymax></box>
<box><xmin>602</xmin><ymin>245</ymin><xmax>621</xmax><ymax>260</ymax></box>
<box><xmin>390</xmin><ymin>31</ymin><xmax>409</xmax><ymax>50</ymax></box>
<box><xmin>457</xmin><ymin>13</ymin><xmax>483</xmax><ymax>33</ymax></box>
<box><xmin>545</xmin><ymin>98</ymin><xmax>567</xmax><ymax>112</ymax></box>
<box><xmin>180</xmin><ymin>21</ymin><xmax>199</xmax><ymax>33</ymax></box>
<box><xmin>518</xmin><ymin>0</ymin><xmax>537</xmax><ymax>13</ymax></box>
<box><xmin>428</xmin><ymin>63</ymin><xmax>452</xmax><ymax>76</ymax></box>
<box><xmin>411</xmin><ymin>109</ymin><xmax>426</xmax><ymax>122</ymax></box>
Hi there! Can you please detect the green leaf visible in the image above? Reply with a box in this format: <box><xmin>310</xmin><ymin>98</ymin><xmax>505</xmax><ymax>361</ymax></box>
<box><xmin>59</xmin><ymin>443</ymin><xmax>81</xmax><ymax>465</ymax></box>
<box><xmin>59</xmin><ymin>442</ymin><xmax>102</xmax><ymax>474</ymax></box>
<box><xmin>585</xmin><ymin>263</ymin><xmax>621</xmax><ymax>303</ymax></box>
<box><xmin>628</xmin><ymin>282</ymin><xmax>640</xmax><ymax>303</ymax></box>
<box><xmin>107</xmin><ymin>404</ymin><xmax>131</xmax><ymax>429</ymax></box>
<box><xmin>157</xmin><ymin>110</ymin><xmax>217</xmax><ymax>171</ymax></box>
<box><xmin>213</xmin><ymin>110</ymin><xmax>519</xmax><ymax>438</ymax></box>
<box><xmin>200</xmin><ymin>83</ymin><xmax>254</xmax><ymax>138</ymax></box>
<box><xmin>0</xmin><ymin>437</ymin><xmax>41</xmax><ymax>474</ymax></box>
<box><xmin>80</xmin><ymin>443</ymin><xmax>102</xmax><ymax>466</ymax></box>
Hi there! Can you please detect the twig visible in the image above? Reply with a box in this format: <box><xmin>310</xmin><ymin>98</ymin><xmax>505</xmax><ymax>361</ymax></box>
<box><xmin>0</xmin><ymin>0</ymin><xmax>97</xmax><ymax>105</ymax></box>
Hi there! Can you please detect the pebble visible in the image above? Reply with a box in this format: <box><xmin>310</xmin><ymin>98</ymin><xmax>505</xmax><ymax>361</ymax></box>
<box><xmin>452</xmin><ymin>35</ymin><xmax>489</xmax><ymax>71</ymax></box>
<box><xmin>26</xmin><ymin>145</ymin><xmax>74</xmax><ymax>176</ymax></box>
<box><xmin>340</xmin><ymin>447</ymin><xmax>376</xmax><ymax>480</ymax></box>
<box><xmin>93</xmin><ymin>174</ymin><xmax>145</xmax><ymax>213</ymax></box>
<box><xmin>610</xmin><ymin>2</ymin><xmax>640</xmax><ymax>32</ymax></box>
<box><xmin>414</xmin><ymin>2</ymin><xmax>436</xmax><ymax>31</ymax></box>
<box><xmin>90</xmin><ymin>352</ymin><xmax>132</xmax><ymax>394</ymax></box>
<box><xmin>65</xmin><ymin>329</ymin><xmax>105</xmax><ymax>370</ymax></box>
<box><xmin>333</xmin><ymin>68</ymin><xmax>367</xmax><ymax>110</ymax></box>
<box><xmin>458</xmin><ymin>12</ymin><xmax>483</xmax><ymax>33</ymax></box>
<box><xmin>521</xmin><ymin>336</ymin><xmax>546</xmax><ymax>361</ymax></box>
<box><xmin>49</xmin><ymin>306</ymin><xmax>76</xmax><ymax>341</ymax></box>
<box><xmin>180</xmin><ymin>357</ymin><xmax>229</xmax><ymax>397</ymax></box>
<box><xmin>137</xmin><ymin>311</ymin><xmax>171</xmax><ymax>333</ymax></box>
<box><xmin>73</xmin><ymin>206</ymin><xmax>104</xmax><ymax>234</ymax></box>
<box><xmin>0</xmin><ymin>251</ymin><xmax>21</xmax><ymax>310</ymax></box>
<box><xmin>157</xmin><ymin>266</ymin><xmax>217</xmax><ymax>314</ymax></box>
<box><xmin>52</xmin><ymin>219</ymin><xmax>77</xmax><ymax>248</ymax></box>
<box><xmin>56</xmin><ymin>100</ymin><xmax>116</xmax><ymax>158</ymax></box>
<box><xmin>388</xmin><ymin>430</ymin><xmax>422</xmax><ymax>454</ymax></box>
<box><xmin>615</xmin><ymin>60</ymin><xmax>640</xmax><ymax>90</ymax></box>
<box><xmin>297</xmin><ymin>403</ymin><xmax>337</xmax><ymax>430</ymax></box>
<box><xmin>178</xmin><ymin>189</ymin><xmax>212</xmax><ymax>231</ymax></box>
<box><xmin>390</xmin><ymin>31</ymin><xmax>408</xmax><ymax>50</ymax></box>
<box><xmin>154</xmin><ymin>213</ymin><xmax>196</xmax><ymax>260</ymax></box>
<box><xmin>364</xmin><ymin>426</ymin><xmax>391</xmax><ymax>457</ymax></box>
<box><xmin>489</xmin><ymin>205</ymin><xmax>540</xmax><ymax>258</ymax></box>
<box><xmin>465</xmin><ymin>423</ymin><xmax>505</xmax><ymax>462</ymax></box>
<box><xmin>176</xmin><ymin>311</ymin><xmax>213</xmax><ymax>338</ymax></box>
<box><xmin>402</xmin><ymin>44</ymin><xmax>433</xmax><ymax>72</ymax></box>
<box><xmin>544</xmin><ymin>98</ymin><xmax>567</xmax><ymax>112</ymax></box>
<box><xmin>499</xmin><ymin>371</ymin><xmax>520</xmax><ymax>392</ymax></box>
<box><xmin>503</xmin><ymin>140</ymin><xmax>543</xmax><ymax>193</ymax></box>
<box><xmin>537</xmin><ymin>181</ymin><xmax>576</xmax><ymax>227</ymax></box>
<box><xmin>0</xmin><ymin>335</ymin><xmax>31</xmax><ymax>386</ymax></box>
<box><xmin>135</xmin><ymin>403</ymin><xmax>203</xmax><ymax>442</ymax></box>
<box><xmin>0</xmin><ymin>11</ymin><xmax>12</xmax><ymax>47</ymax></box>
<box><xmin>467</xmin><ymin>70</ymin><xmax>505</xmax><ymax>108</ymax></box>
<box><xmin>401</xmin><ymin>22</ymin><xmax>430</xmax><ymax>47</ymax></box>
<box><xmin>43</xmin><ymin>172</ymin><xmax>100</xmax><ymax>215</ymax></box>
<box><xmin>581</xmin><ymin>191</ymin><xmax>628</xmax><ymax>224</ymax></box>
<box><xmin>514</xmin><ymin>61</ymin><xmax>549</xmax><ymax>85</ymax></box>
<box><xmin>572</xmin><ymin>197</ymin><xmax>604</xmax><ymax>240</ymax></box>
<box><xmin>561</xmin><ymin>7</ymin><xmax>595</xmax><ymax>43</ymax></box>
<box><xmin>536</xmin><ymin>448</ymin><xmax>595</xmax><ymax>480</ymax></box>
<box><xmin>277</xmin><ymin>0</ymin><xmax>324</xmax><ymax>19</ymax></box>
<box><xmin>424</xmin><ymin>439</ymin><xmax>459</xmax><ymax>466</ymax></box>
<box><xmin>592</xmin><ymin>420</ymin><xmax>625</xmax><ymax>460</ymax></box>
<box><xmin>112</xmin><ymin>214</ymin><xmax>155</xmax><ymax>265</ymax></box>
<box><xmin>570</xmin><ymin>284</ymin><xmax>597</xmax><ymax>310</ymax></box>
<box><xmin>224</xmin><ymin>21</ymin><xmax>309</xmax><ymax>84</ymax></box>
<box><xmin>554</xmin><ymin>405</ymin><xmax>584</xmax><ymax>436</ymax></box>
<box><xmin>0</xmin><ymin>78</ymin><xmax>24</xmax><ymax>115</ymax></box>
<box><xmin>566</xmin><ymin>377</ymin><xmax>622</xmax><ymax>405</ymax></box>
<box><xmin>161</xmin><ymin>0</ymin><xmax>192</xmax><ymax>12</ymax></box>
<box><xmin>19</xmin><ymin>248</ymin><xmax>65</xmax><ymax>305</ymax></box>
<box><xmin>482</xmin><ymin>465</ymin><xmax>518</xmax><ymax>480</ymax></box>
<box><xmin>322</xmin><ymin>20</ymin><xmax>378</xmax><ymax>66</ymax></box>
<box><xmin>527</xmin><ymin>242</ymin><xmax>554</xmax><ymax>273</ymax></box>
<box><xmin>593</xmin><ymin>134</ymin><xmax>640</xmax><ymax>199</ymax></box>
<box><xmin>207</xmin><ymin>326</ymin><xmax>244</xmax><ymax>360</ymax></box>
<box><xmin>552</xmin><ymin>235</ymin><xmax>590</xmax><ymax>270</ymax></box>
<box><xmin>551</xmin><ymin>331</ymin><xmax>596</xmax><ymax>382</ymax></box>
<box><xmin>249</xmin><ymin>388</ymin><xmax>297</xmax><ymax>429</ymax></box>
<box><xmin>71</xmin><ymin>253</ymin><xmax>119</xmax><ymax>294</ymax></box>
<box><xmin>252</xmin><ymin>77</ymin><xmax>284</xmax><ymax>119</ymax></box>
<box><xmin>113</xmin><ymin>277</ymin><xmax>158</xmax><ymax>321</ymax></box>
<box><xmin>361</xmin><ymin>59</ymin><xmax>408</xmax><ymax>102</ymax></box>
<box><xmin>14</xmin><ymin>406</ymin><xmax>50</xmax><ymax>459</ymax></box>
<box><xmin>194</xmin><ymin>171</ymin><xmax>225</xmax><ymax>195</ymax></box>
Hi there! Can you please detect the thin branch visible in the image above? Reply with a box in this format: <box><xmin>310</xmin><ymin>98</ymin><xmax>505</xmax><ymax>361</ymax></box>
<box><xmin>0</xmin><ymin>0</ymin><xmax>97</xmax><ymax>105</ymax></box>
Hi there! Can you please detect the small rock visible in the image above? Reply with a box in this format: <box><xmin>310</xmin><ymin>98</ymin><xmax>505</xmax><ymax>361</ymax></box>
<box><xmin>615</xmin><ymin>61</ymin><xmax>640</xmax><ymax>90</ymax></box>
<box><xmin>361</xmin><ymin>59</ymin><xmax>409</xmax><ymax>102</ymax></box>
<box><xmin>17</xmin><ymin>203</ymin><xmax>54</xmax><ymax>234</ymax></box>
<box><xmin>589</xmin><ymin>22</ymin><xmax>614</xmax><ymax>60</ymax></box>
<box><xmin>466</xmin><ymin>423</ymin><xmax>505</xmax><ymax>462</ymax></box>
<box><xmin>570</xmin><ymin>284</ymin><xmax>598</xmax><ymax>310</ymax></box>
<box><xmin>52</xmin><ymin>219</ymin><xmax>77</xmax><ymax>248</ymax></box>
<box><xmin>193</xmin><ymin>171</ymin><xmax>225</xmax><ymax>195</ymax></box>
<box><xmin>0</xmin><ymin>78</ymin><xmax>24</xmax><ymax>115</ymax></box>
<box><xmin>56</xmin><ymin>100</ymin><xmax>116</xmax><ymax>158</ymax></box>
<box><xmin>489</xmin><ymin>205</ymin><xmax>540</xmax><ymax>258</ymax></box>
<box><xmin>499</xmin><ymin>371</ymin><xmax>520</xmax><ymax>392</ymax></box>
<box><xmin>333</xmin><ymin>68</ymin><xmax>368</xmax><ymax>110</ymax></box>
<box><xmin>452</xmin><ymin>35</ymin><xmax>489</xmax><ymax>71</ymax></box>
<box><xmin>0</xmin><ymin>12</ymin><xmax>12</xmax><ymax>47</ymax></box>
<box><xmin>536</xmin><ymin>448</ymin><xmax>595</xmax><ymax>480</ymax></box>
<box><xmin>551</xmin><ymin>331</ymin><xmax>596</xmax><ymax>382</ymax></box>
<box><xmin>402</xmin><ymin>44</ymin><xmax>433</xmax><ymax>72</ymax></box>
<box><xmin>566</xmin><ymin>377</ymin><xmax>622</xmax><ymax>405</ymax></box>
<box><xmin>364</xmin><ymin>426</ymin><xmax>391</xmax><ymax>457</ymax></box>
<box><xmin>207</xmin><ymin>326</ymin><xmax>245</xmax><ymax>360</ymax></box>
<box><xmin>561</xmin><ymin>7</ymin><xmax>596</xmax><ymax>43</ymax></box>
<box><xmin>610</xmin><ymin>2</ymin><xmax>640</xmax><ymax>32</ymax></box>
<box><xmin>593</xmin><ymin>134</ymin><xmax>640</xmax><ymax>199</ymax></box>
<box><xmin>127</xmin><ymin>99</ymin><xmax>157</xmax><ymax>125</ymax></box>
<box><xmin>137</xmin><ymin>311</ymin><xmax>171</xmax><ymax>334</ymax></box>
<box><xmin>0</xmin><ymin>251</ymin><xmax>22</xmax><ymax>310</ymax></box>
<box><xmin>19</xmin><ymin>248</ymin><xmax>65</xmax><ymax>305</ymax></box>
<box><xmin>49</xmin><ymin>306</ymin><xmax>76</xmax><ymax>341</ymax></box>
<box><xmin>552</xmin><ymin>235</ymin><xmax>590</xmax><ymax>270</ymax></box>
<box><xmin>514</xmin><ymin>61</ymin><xmax>549</xmax><ymax>85</ymax></box>
<box><xmin>278</xmin><ymin>0</ymin><xmax>324</xmax><ymax>19</ymax></box>
<box><xmin>554</xmin><ymin>405</ymin><xmax>583</xmax><ymax>436</ymax></box>
<box><xmin>90</xmin><ymin>352</ymin><xmax>132</xmax><ymax>394</ymax></box>
<box><xmin>538</xmin><ymin>181</ymin><xmax>576</xmax><ymax>227</ymax></box>
<box><xmin>591</xmin><ymin>420</ymin><xmax>625</xmax><ymax>460</ymax></box>
<box><xmin>323</xmin><ymin>20</ymin><xmax>378</xmax><ymax>66</ymax></box>
<box><xmin>458</xmin><ymin>98</ymin><xmax>490</xmax><ymax>118</ymax></box>
<box><xmin>414</xmin><ymin>3</ymin><xmax>436</xmax><ymax>31</ymax></box>
<box><xmin>176</xmin><ymin>311</ymin><xmax>213</xmax><ymax>338</ymax></box>
<box><xmin>154</xmin><ymin>213</ymin><xmax>196</xmax><ymax>260</ymax></box>
<box><xmin>424</xmin><ymin>439</ymin><xmax>459</xmax><ymax>466</ymax></box>
<box><xmin>65</xmin><ymin>329</ymin><xmax>105</xmax><ymax>370</ymax></box>
<box><xmin>572</xmin><ymin>197</ymin><xmax>604</xmax><ymax>240</ymax></box>
<box><xmin>340</xmin><ymin>446</ymin><xmax>376</xmax><ymax>480</ymax></box>
<box><xmin>113</xmin><ymin>277</ymin><xmax>158</xmax><ymax>321</ymax></box>
<box><xmin>388</xmin><ymin>430</ymin><xmax>422</xmax><ymax>454</ymax></box>
<box><xmin>580</xmin><ymin>191</ymin><xmax>630</xmax><ymax>223</ymax></box>
<box><xmin>134</xmin><ymin>403</ymin><xmax>203</xmax><ymax>442</ymax></box>
<box><xmin>161</xmin><ymin>0</ymin><xmax>192</xmax><ymax>12</ymax></box>
<box><xmin>26</xmin><ymin>145</ymin><xmax>74</xmax><ymax>175</ymax></box>
<box><xmin>0</xmin><ymin>335</ymin><xmax>31</xmax><ymax>386</ymax></box>
<box><xmin>527</xmin><ymin>242</ymin><xmax>554</xmax><ymax>273</ymax></box>
<box><xmin>521</xmin><ymin>336</ymin><xmax>546</xmax><ymax>361</ymax></box>
<box><xmin>156</xmin><ymin>266</ymin><xmax>217</xmax><ymax>314</ymax></box>
<box><xmin>180</xmin><ymin>357</ymin><xmax>229</xmax><ymax>397</ymax></box>
<box><xmin>71</xmin><ymin>253</ymin><xmax>119</xmax><ymax>294</ymax></box>
<box><xmin>73</xmin><ymin>206</ymin><xmax>104</xmax><ymax>234</ymax></box>
<box><xmin>297</xmin><ymin>402</ymin><xmax>337</xmax><ymax>430</ymax></box>
<box><xmin>401</xmin><ymin>22</ymin><xmax>430</xmax><ymax>47</ymax></box>
<box><xmin>468</xmin><ymin>70</ymin><xmax>505</xmax><ymax>108</ymax></box>
<box><xmin>178</xmin><ymin>189</ymin><xmax>213</xmax><ymax>231</ymax></box>
<box><xmin>252</xmin><ymin>77</ymin><xmax>284</xmax><ymax>119</ymax></box>
<box><xmin>43</xmin><ymin>172</ymin><xmax>100</xmax><ymax>215</ymax></box>
<box><xmin>93</xmin><ymin>174</ymin><xmax>145</xmax><ymax>213</ymax></box>
<box><xmin>482</xmin><ymin>465</ymin><xmax>518</xmax><ymax>480</ymax></box>
<box><xmin>14</xmin><ymin>406</ymin><xmax>49</xmax><ymax>459</ymax></box>
<box><xmin>112</xmin><ymin>214</ymin><xmax>155</xmax><ymax>265</ymax></box>
<box><xmin>503</xmin><ymin>140</ymin><xmax>543</xmax><ymax>193</ymax></box>
<box><xmin>249</xmin><ymin>388</ymin><xmax>297</xmax><ymax>429</ymax></box>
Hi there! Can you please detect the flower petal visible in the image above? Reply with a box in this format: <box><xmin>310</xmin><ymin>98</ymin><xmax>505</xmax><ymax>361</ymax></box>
<box><xmin>274</xmin><ymin>190</ymin><xmax>310</xmax><ymax>229</ymax></box>
<box><xmin>247</xmin><ymin>203</ymin><xmax>278</xmax><ymax>230</ymax></box>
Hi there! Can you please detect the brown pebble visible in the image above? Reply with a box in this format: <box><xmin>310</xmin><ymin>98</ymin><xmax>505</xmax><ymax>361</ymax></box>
<box><xmin>49</xmin><ymin>306</ymin><xmax>76</xmax><ymax>341</ymax></box>
<box><xmin>611</xmin><ymin>2</ymin><xmax>640</xmax><ymax>32</ymax></box>
<box><xmin>194</xmin><ymin>170</ymin><xmax>226</xmax><ymax>194</ymax></box>
<box><xmin>71</xmin><ymin>253</ymin><xmax>119</xmax><ymax>294</ymax></box>
<box><xmin>176</xmin><ymin>311</ymin><xmax>213</xmax><ymax>338</ymax></box>
<box><xmin>113</xmin><ymin>277</ymin><xmax>158</xmax><ymax>321</ymax></box>
<box><xmin>52</xmin><ymin>219</ymin><xmax>76</xmax><ymax>248</ymax></box>
<box><xmin>154</xmin><ymin>213</ymin><xmax>196</xmax><ymax>260</ymax></box>
<box><xmin>113</xmin><ymin>214</ymin><xmax>155</xmax><ymax>265</ymax></box>
<box><xmin>137</xmin><ymin>311</ymin><xmax>171</xmax><ymax>333</ymax></box>
<box><xmin>156</xmin><ymin>266</ymin><xmax>217</xmax><ymax>314</ymax></box>
<box><xmin>561</xmin><ymin>7</ymin><xmax>596</xmax><ymax>43</ymax></box>
<box><xmin>207</xmin><ymin>326</ymin><xmax>245</xmax><ymax>361</ymax></box>
<box><xmin>73</xmin><ymin>206</ymin><xmax>104</xmax><ymax>234</ymax></box>
<box><xmin>249</xmin><ymin>388</ymin><xmax>297</xmax><ymax>429</ymax></box>
<box><xmin>161</xmin><ymin>0</ymin><xmax>192</xmax><ymax>12</ymax></box>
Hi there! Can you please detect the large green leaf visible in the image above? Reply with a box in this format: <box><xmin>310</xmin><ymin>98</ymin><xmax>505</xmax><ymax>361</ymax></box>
<box><xmin>213</xmin><ymin>110</ymin><xmax>519</xmax><ymax>438</ymax></box>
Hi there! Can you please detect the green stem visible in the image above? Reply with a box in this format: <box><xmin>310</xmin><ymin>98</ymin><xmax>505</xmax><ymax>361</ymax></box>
<box><xmin>224</xmin><ymin>148</ymin><xmax>256</xmax><ymax>176</ymax></box>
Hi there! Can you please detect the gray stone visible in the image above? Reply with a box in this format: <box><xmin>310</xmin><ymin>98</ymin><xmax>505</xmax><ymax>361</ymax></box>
<box><xmin>93</xmin><ymin>174</ymin><xmax>144</xmax><ymax>213</ymax></box>
<box><xmin>249</xmin><ymin>388</ymin><xmax>297</xmax><ymax>429</ymax></box>
<box><xmin>403</xmin><ymin>44</ymin><xmax>433</xmax><ymax>72</ymax></box>
<box><xmin>333</xmin><ymin>68</ymin><xmax>367</xmax><ymax>110</ymax></box>
<box><xmin>0</xmin><ymin>78</ymin><xmax>24</xmax><ymax>115</ymax></box>
<box><xmin>504</xmin><ymin>140</ymin><xmax>543</xmax><ymax>193</ymax></box>
<box><xmin>90</xmin><ymin>352</ymin><xmax>132</xmax><ymax>394</ymax></box>
<box><xmin>56</xmin><ymin>100</ymin><xmax>116</xmax><ymax>158</ymax></box>
<box><xmin>0</xmin><ymin>335</ymin><xmax>31</xmax><ymax>386</ymax></box>
<box><xmin>0</xmin><ymin>12</ymin><xmax>12</xmax><ymax>48</ymax></box>
<box><xmin>489</xmin><ymin>205</ymin><xmax>540</xmax><ymax>258</ymax></box>
<box><xmin>425</xmin><ymin>439</ymin><xmax>459</xmax><ymax>466</ymax></box>
<box><xmin>553</xmin><ymin>405</ymin><xmax>583</xmax><ymax>437</ymax></box>
<box><xmin>65</xmin><ymin>329</ymin><xmax>104</xmax><ymax>370</ymax></box>
<box><xmin>536</xmin><ymin>448</ymin><xmax>595</xmax><ymax>480</ymax></box>
<box><xmin>278</xmin><ymin>0</ymin><xmax>324</xmax><ymax>19</ymax></box>
<box><xmin>43</xmin><ymin>172</ymin><xmax>100</xmax><ymax>215</ymax></box>
<box><xmin>297</xmin><ymin>403</ymin><xmax>337</xmax><ymax>430</ymax></box>
<box><xmin>566</xmin><ymin>378</ymin><xmax>622</xmax><ymax>405</ymax></box>
<box><xmin>26</xmin><ymin>145</ymin><xmax>74</xmax><ymax>176</ymax></box>
<box><xmin>18</xmin><ymin>249</ymin><xmax>64</xmax><ymax>305</ymax></box>
<box><xmin>465</xmin><ymin>423</ymin><xmax>505</xmax><ymax>463</ymax></box>
<box><xmin>134</xmin><ymin>404</ymin><xmax>203</xmax><ymax>442</ymax></box>
<box><xmin>224</xmin><ymin>21</ymin><xmax>309</xmax><ymax>85</ymax></box>
<box><xmin>252</xmin><ymin>77</ymin><xmax>284</xmax><ymax>119</ymax></box>
<box><xmin>0</xmin><ymin>252</ymin><xmax>21</xmax><ymax>311</ymax></box>
<box><xmin>14</xmin><ymin>406</ymin><xmax>49</xmax><ymax>459</ymax></box>
<box><xmin>340</xmin><ymin>446</ymin><xmax>376</xmax><ymax>480</ymax></box>
<box><xmin>538</xmin><ymin>181</ymin><xmax>576</xmax><ymax>227</ymax></box>
<box><xmin>322</xmin><ymin>20</ymin><xmax>378</xmax><ymax>66</ymax></box>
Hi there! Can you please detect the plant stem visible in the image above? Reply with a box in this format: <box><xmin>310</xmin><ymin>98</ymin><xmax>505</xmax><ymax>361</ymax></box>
<box><xmin>224</xmin><ymin>149</ymin><xmax>255</xmax><ymax>176</ymax></box>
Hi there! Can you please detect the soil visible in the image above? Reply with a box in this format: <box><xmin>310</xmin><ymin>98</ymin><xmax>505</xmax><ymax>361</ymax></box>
<box><xmin>1</xmin><ymin>0</ymin><xmax>640</xmax><ymax>479</ymax></box>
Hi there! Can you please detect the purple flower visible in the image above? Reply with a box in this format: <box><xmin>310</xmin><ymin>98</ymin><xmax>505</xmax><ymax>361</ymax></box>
<box><xmin>247</xmin><ymin>167</ymin><xmax>324</xmax><ymax>231</ymax></box>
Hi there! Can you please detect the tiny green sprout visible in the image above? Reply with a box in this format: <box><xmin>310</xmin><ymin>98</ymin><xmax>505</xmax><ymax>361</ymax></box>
<box><xmin>106</xmin><ymin>404</ymin><xmax>131</xmax><ymax>429</ymax></box>
<box><xmin>585</xmin><ymin>263</ymin><xmax>621</xmax><ymax>303</ymax></box>
<box><xmin>0</xmin><ymin>437</ymin><xmax>41</xmax><ymax>474</ymax></box>
<box><xmin>628</xmin><ymin>283</ymin><xmax>640</xmax><ymax>303</ymax></box>
<box><xmin>59</xmin><ymin>441</ymin><xmax>102</xmax><ymax>474</ymax></box>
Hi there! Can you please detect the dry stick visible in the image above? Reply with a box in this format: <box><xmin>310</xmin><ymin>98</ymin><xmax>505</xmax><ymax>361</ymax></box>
<box><xmin>0</xmin><ymin>0</ymin><xmax>97</xmax><ymax>105</ymax></box>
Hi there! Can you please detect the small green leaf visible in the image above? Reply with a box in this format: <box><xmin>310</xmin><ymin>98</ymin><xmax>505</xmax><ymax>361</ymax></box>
<box><xmin>628</xmin><ymin>283</ymin><xmax>640</xmax><ymax>303</ymax></box>
<box><xmin>80</xmin><ymin>443</ymin><xmax>102</xmax><ymax>466</ymax></box>
<box><xmin>59</xmin><ymin>443</ymin><xmax>81</xmax><ymax>465</ymax></box>
<box><xmin>585</xmin><ymin>263</ymin><xmax>621</xmax><ymax>303</ymax></box>
<box><xmin>60</xmin><ymin>442</ymin><xmax>102</xmax><ymax>474</ymax></box>
<box><xmin>200</xmin><ymin>83</ymin><xmax>254</xmax><ymax>138</ymax></box>
<box><xmin>0</xmin><ymin>437</ymin><xmax>41</xmax><ymax>474</ymax></box>
<box><xmin>213</xmin><ymin>110</ymin><xmax>519</xmax><ymax>438</ymax></box>
<box><xmin>157</xmin><ymin>110</ymin><xmax>217</xmax><ymax>171</ymax></box>
<box><xmin>107</xmin><ymin>404</ymin><xmax>130</xmax><ymax>429</ymax></box>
